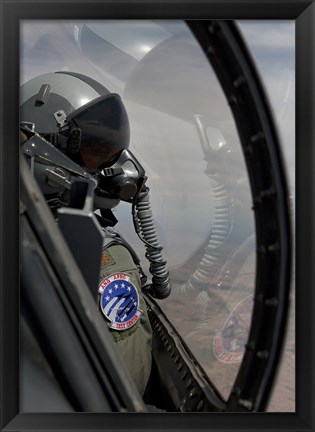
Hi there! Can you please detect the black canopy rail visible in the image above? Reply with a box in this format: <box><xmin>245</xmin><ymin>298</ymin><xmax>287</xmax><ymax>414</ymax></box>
<box><xmin>187</xmin><ymin>20</ymin><xmax>292</xmax><ymax>412</ymax></box>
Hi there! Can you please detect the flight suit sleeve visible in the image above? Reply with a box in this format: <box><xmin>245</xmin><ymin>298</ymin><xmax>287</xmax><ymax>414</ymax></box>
<box><xmin>98</xmin><ymin>243</ymin><xmax>152</xmax><ymax>396</ymax></box>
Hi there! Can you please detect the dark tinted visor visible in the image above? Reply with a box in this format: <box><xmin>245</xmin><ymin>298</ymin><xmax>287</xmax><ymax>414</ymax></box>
<box><xmin>68</xmin><ymin>93</ymin><xmax>130</xmax><ymax>170</ymax></box>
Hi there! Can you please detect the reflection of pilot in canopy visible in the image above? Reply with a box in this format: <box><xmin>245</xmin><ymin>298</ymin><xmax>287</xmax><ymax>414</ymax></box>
<box><xmin>20</xmin><ymin>71</ymin><xmax>158</xmax><ymax>396</ymax></box>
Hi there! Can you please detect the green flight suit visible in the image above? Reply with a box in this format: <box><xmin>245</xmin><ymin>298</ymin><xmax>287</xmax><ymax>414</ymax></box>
<box><xmin>98</xmin><ymin>243</ymin><xmax>152</xmax><ymax>396</ymax></box>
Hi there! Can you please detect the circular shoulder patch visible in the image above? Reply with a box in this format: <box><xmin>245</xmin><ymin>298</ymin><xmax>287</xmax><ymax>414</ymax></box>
<box><xmin>98</xmin><ymin>273</ymin><xmax>142</xmax><ymax>331</ymax></box>
<box><xmin>213</xmin><ymin>294</ymin><xmax>253</xmax><ymax>363</ymax></box>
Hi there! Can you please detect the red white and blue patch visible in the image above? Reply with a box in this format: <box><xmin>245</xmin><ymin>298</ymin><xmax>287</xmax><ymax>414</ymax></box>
<box><xmin>98</xmin><ymin>273</ymin><xmax>142</xmax><ymax>331</ymax></box>
<box><xmin>213</xmin><ymin>294</ymin><xmax>253</xmax><ymax>363</ymax></box>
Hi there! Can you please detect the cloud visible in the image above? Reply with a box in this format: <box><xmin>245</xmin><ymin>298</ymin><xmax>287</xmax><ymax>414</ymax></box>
<box><xmin>238</xmin><ymin>21</ymin><xmax>295</xmax><ymax>51</ymax></box>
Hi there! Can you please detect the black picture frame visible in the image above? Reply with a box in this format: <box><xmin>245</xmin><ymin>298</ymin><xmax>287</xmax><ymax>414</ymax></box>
<box><xmin>0</xmin><ymin>0</ymin><xmax>313</xmax><ymax>431</ymax></box>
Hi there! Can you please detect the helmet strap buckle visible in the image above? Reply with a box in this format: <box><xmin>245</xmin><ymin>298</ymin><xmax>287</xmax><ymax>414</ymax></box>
<box><xmin>54</xmin><ymin>110</ymin><xmax>67</xmax><ymax>128</ymax></box>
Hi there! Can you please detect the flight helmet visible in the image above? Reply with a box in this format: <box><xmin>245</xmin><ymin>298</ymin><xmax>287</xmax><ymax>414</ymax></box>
<box><xmin>20</xmin><ymin>71</ymin><xmax>130</xmax><ymax>170</ymax></box>
<box><xmin>20</xmin><ymin>71</ymin><xmax>147</xmax><ymax>206</ymax></box>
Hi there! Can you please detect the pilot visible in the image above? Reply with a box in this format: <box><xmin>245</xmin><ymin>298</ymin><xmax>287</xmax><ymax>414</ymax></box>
<box><xmin>20</xmin><ymin>71</ymin><xmax>153</xmax><ymax>396</ymax></box>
